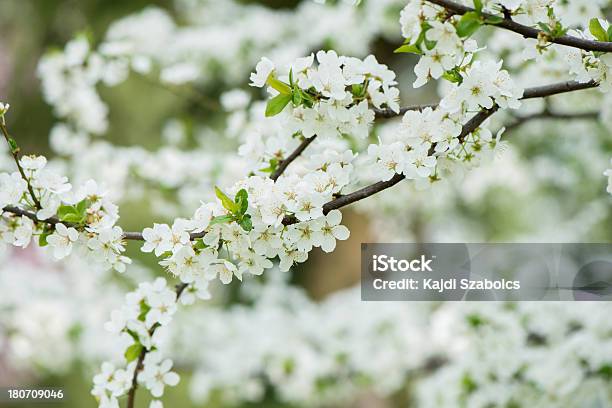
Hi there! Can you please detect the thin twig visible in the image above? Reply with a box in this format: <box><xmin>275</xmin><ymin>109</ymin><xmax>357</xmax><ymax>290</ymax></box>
<box><xmin>125</xmin><ymin>283</ymin><xmax>188</xmax><ymax>408</ymax></box>
<box><xmin>270</xmin><ymin>136</ymin><xmax>317</xmax><ymax>181</ymax></box>
<box><xmin>425</xmin><ymin>0</ymin><xmax>612</xmax><ymax>53</ymax></box>
<box><xmin>374</xmin><ymin>103</ymin><xmax>439</xmax><ymax>118</ymax></box>
<box><xmin>0</xmin><ymin>122</ymin><xmax>41</xmax><ymax>209</ymax></box>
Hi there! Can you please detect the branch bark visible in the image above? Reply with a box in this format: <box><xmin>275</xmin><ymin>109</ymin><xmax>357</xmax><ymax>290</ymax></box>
<box><xmin>374</xmin><ymin>103</ymin><xmax>439</xmax><ymax>118</ymax></box>
<box><xmin>270</xmin><ymin>136</ymin><xmax>316</xmax><ymax>181</ymax></box>
<box><xmin>425</xmin><ymin>0</ymin><xmax>612</xmax><ymax>53</ymax></box>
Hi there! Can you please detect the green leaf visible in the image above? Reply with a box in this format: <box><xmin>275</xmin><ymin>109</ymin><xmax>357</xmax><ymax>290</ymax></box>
<box><xmin>57</xmin><ymin>201</ymin><xmax>88</xmax><ymax>224</ymax></box>
<box><xmin>538</xmin><ymin>22</ymin><xmax>552</xmax><ymax>35</ymax></box>
<box><xmin>259</xmin><ymin>158</ymin><xmax>279</xmax><ymax>174</ymax></box>
<box><xmin>443</xmin><ymin>68</ymin><xmax>463</xmax><ymax>84</ymax></box>
<box><xmin>57</xmin><ymin>205</ymin><xmax>78</xmax><ymax>222</ymax></box>
<box><xmin>552</xmin><ymin>22</ymin><xmax>568</xmax><ymax>38</ymax></box>
<box><xmin>265</xmin><ymin>93</ymin><xmax>292</xmax><ymax>117</ymax></box>
<box><xmin>193</xmin><ymin>238</ymin><xmax>207</xmax><ymax>250</ymax></box>
<box><xmin>473</xmin><ymin>0</ymin><xmax>483</xmax><ymax>13</ymax></box>
<box><xmin>234</xmin><ymin>188</ymin><xmax>249</xmax><ymax>215</ymax></box>
<box><xmin>238</xmin><ymin>214</ymin><xmax>253</xmax><ymax>232</ymax></box>
<box><xmin>75</xmin><ymin>198</ymin><xmax>89</xmax><ymax>217</ymax></box>
<box><xmin>485</xmin><ymin>15</ymin><xmax>504</xmax><ymax>25</ymax></box>
<box><xmin>414</xmin><ymin>22</ymin><xmax>430</xmax><ymax>48</ymax></box>
<box><xmin>209</xmin><ymin>215</ymin><xmax>233</xmax><ymax>227</ymax></box>
<box><xmin>266</xmin><ymin>77</ymin><xmax>292</xmax><ymax>95</ymax></box>
<box><xmin>39</xmin><ymin>227</ymin><xmax>52</xmax><ymax>247</ymax></box>
<box><xmin>589</xmin><ymin>18</ymin><xmax>608</xmax><ymax>42</ymax></box>
<box><xmin>8</xmin><ymin>138</ymin><xmax>19</xmax><ymax>154</ymax></box>
<box><xmin>394</xmin><ymin>43</ymin><xmax>422</xmax><ymax>54</ymax></box>
<box><xmin>138</xmin><ymin>301</ymin><xmax>151</xmax><ymax>321</ymax></box>
<box><xmin>126</xmin><ymin>329</ymin><xmax>139</xmax><ymax>342</ymax></box>
<box><xmin>608</xmin><ymin>26</ymin><xmax>612</xmax><ymax>42</ymax></box>
<box><xmin>215</xmin><ymin>187</ymin><xmax>239</xmax><ymax>213</ymax></box>
<box><xmin>61</xmin><ymin>213</ymin><xmax>85</xmax><ymax>223</ymax></box>
<box><xmin>124</xmin><ymin>343</ymin><xmax>143</xmax><ymax>363</ymax></box>
<box><xmin>456</xmin><ymin>12</ymin><xmax>482</xmax><ymax>37</ymax></box>
<box><xmin>292</xmin><ymin>89</ymin><xmax>303</xmax><ymax>106</ymax></box>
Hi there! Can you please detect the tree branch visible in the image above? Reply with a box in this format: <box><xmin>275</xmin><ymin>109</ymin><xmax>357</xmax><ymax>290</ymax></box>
<box><xmin>374</xmin><ymin>103</ymin><xmax>439</xmax><ymax>118</ymax></box>
<box><xmin>0</xmin><ymin>122</ymin><xmax>42</xmax><ymax>209</ymax></box>
<box><xmin>126</xmin><ymin>282</ymin><xmax>188</xmax><ymax>408</ymax></box>
<box><xmin>312</xmin><ymin>106</ymin><xmax>500</xmax><ymax>218</ymax></box>
<box><xmin>270</xmin><ymin>136</ymin><xmax>316</xmax><ymax>181</ymax></box>
<box><xmin>0</xmin><ymin>80</ymin><xmax>601</xmax><ymax>239</ymax></box>
<box><xmin>424</xmin><ymin>0</ymin><xmax>612</xmax><ymax>53</ymax></box>
<box><xmin>297</xmin><ymin>81</ymin><xmax>601</xmax><ymax>217</ymax></box>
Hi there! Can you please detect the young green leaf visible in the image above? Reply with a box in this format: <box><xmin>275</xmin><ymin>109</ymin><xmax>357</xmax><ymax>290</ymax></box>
<box><xmin>394</xmin><ymin>43</ymin><xmax>422</xmax><ymax>55</ymax></box>
<box><xmin>193</xmin><ymin>238</ymin><xmax>208</xmax><ymax>250</ymax></box>
<box><xmin>39</xmin><ymin>226</ymin><xmax>52</xmax><ymax>247</ymax></box>
<box><xmin>473</xmin><ymin>0</ymin><xmax>483</xmax><ymax>13</ymax></box>
<box><xmin>265</xmin><ymin>93</ymin><xmax>292</xmax><ymax>117</ymax></box>
<box><xmin>589</xmin><ymin>18</ymin><xmax>608</xmax><ymax>42</ymax></box>
<box><xmin>215</xmin><ymin>187</ymin><xmax>239</xmax><ymax>213</ymax></box>
<box><xmin>292</xmin><ymin>89</ymin><xmax>303</xmax><ymax>106</ymax></box>
<box><xmin>56</xmin><ymin>205</ymin><xmax>74</xmax><ymax>221</ymax></box>
<box><xmin>61</xmin><ymin>213</ymin><xmax>85</xmax><ymax>223</ymax></box>
<box><xmin>234</xmin><ymin>188</ymin><xmax>249</xmax><ymax>215</ymax></box>
<box><xmin>75</xmin><ymin>198</ymin><xmax>89</xmax><ymax>217</ymax></box>
<box><xmin>266</xmin><ymin>77</ymin><xmax>292</xmax><ymax>95</ymax></box>
<box><xmin>209</xmin><ymin>215</ymin><xmax>234</xmax><ymax>227</ymax></box>
<box><xmin>259</xmin><ymin>158</ymin><xmax>279</xmax><ymax>174</ymax></box>
<box><xmin>456</xmin><ymin>12</ymin><xmax>482</xmax><ymax>37</ymax></box>
<box><xmin>138</xmin><ymin>301</ymin><xmax>151</xmax><ymax>321</ymax></box>
<box><xmin>8</xmin><ymin>138</ymin><xmax>19</xmax><ymax>154</ymax></box>
<box><xmin>238</xmin><ymin>214</ymin><xmax>253</xmax><ymax>232</ymax></box>
<box><xmin>443</xmin><ymin>68</ymin><xmax>464</xmax><ymax>84</ymax></box>
<box><xmin>124</xmin><ymin>343</ymin><xmax>143</xmax><ymax>362</ymax></box>
<box><xmin>538</xmin><ymin>22</ymin><xmax>552</xmax><ymax>35</ymax></box>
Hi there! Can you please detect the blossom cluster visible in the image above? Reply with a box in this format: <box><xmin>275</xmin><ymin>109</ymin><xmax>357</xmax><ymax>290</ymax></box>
<box><xmin>37</xmin><ymin>0</ymin><xmax>405</xmax><ymax>138</ymax></box>
<box><xmin>367</xmin><ymin>59</ymin><xmax>521</xmax><ymax>187</ymax></box>
<box><xmin>250</xmin><ymin>50</ymin><xmax>397</xmax><ymax>137</ymax></box>
<box><xmin>565</xmin><ymin>20</ymin><xmax>612</xmax><ymax>92</ymax></box>
<box><xmin>416</xmin><ymin>302</ymin><xmax>612</xmax><ymax>407</ymax></box>
<box><xmin>2</xmin><ymin>1</ymin><xmax>610</xmax><ymax>407</ymax></box>
<box><xmin>92</xmin><ymin>278</ymin><xmax>181</xmax><ymax>408</ymax></box>
<box><xmin>0</xmin><ymin>155</ymin><xmax>130</xmax><ymax>272</ymax></box>
<box><xmin>175</xmin><ymin>272</ymin><xmax>432</xmax><ymax>406</ymax></box>
<box><xmin>399</xmin><ymin>1</ymin><xmax>480</xmax><ymax>88</ymax></box>
<box><xmin>141</xmin><ymin>174</ymin><xmax>350</xmax><ymax>287</ymax></box>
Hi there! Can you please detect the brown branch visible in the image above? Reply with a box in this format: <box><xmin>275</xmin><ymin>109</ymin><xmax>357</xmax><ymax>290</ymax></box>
<box><xmin>293</xmin><ymin>80</ymin><xmax>601</xmax><ymax>218</ymax></box>
<box><xmin>374</xmin><ymin>103</ymin><xmax>439</xmax><ymax>118</ymax></box>
<box><xmin>373</xmin><ymin>80</ymin><xmax>599</xmax><ymax>120</ymax></box>
<box><xmin>0</xmin><ymin>122</ymin><xmax>41</xmax><ymax>209</ymax></box>
<box><xmin>425</xmin><ymin>0</ymin><xmax>612</xmax><ymax>53</ymax></box>
<box><xmin>126</xmin><ymin>282</ymin><xmax>188</xmax><ymax>408</ymax></box>
<box><xmin>270</xmin><ymin>136</ymin><xmax>316</xmax><ymax>181</ymax></box>
<box><xmin>310</xmin><ymin>106</ymin><xmax>500</xmax><ymax>219</ymax></box>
